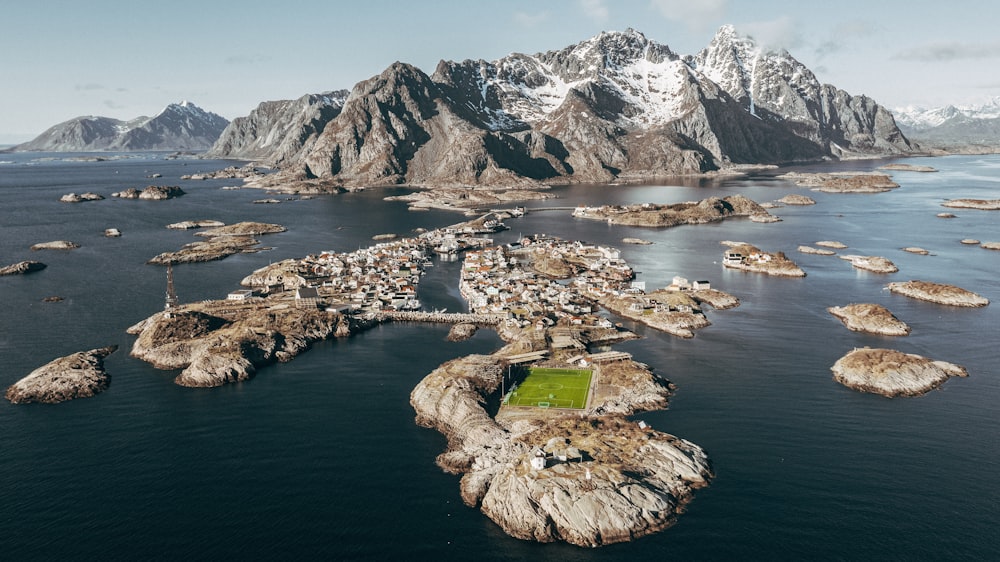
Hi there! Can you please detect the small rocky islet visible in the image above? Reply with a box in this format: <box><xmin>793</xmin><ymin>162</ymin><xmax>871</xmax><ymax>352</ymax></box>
<box><xmin>5</xmin><ymin>346</ymin><xmax>117</xmax><ymax>404</ymax></box>
<box><xmin>831</xmin><ymin>347</ymin><xmax>967</xmax><ymax>397</ymax></box>
<box><xmin>887</xmin><ymin>280</ymin><xmax>989</xmax><ymax>307</ymax></box>
<box><xmin>827</xmin><ymin>303</ymin><xmax>910</xmax><ymax>336</ymax></box>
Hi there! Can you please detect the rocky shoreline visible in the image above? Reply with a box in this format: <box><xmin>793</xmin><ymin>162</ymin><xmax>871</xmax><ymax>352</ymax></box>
<box><xmin>6</xmin><ymin>346</ymin><xmax>117</xmax><ymax>404</ymax></box>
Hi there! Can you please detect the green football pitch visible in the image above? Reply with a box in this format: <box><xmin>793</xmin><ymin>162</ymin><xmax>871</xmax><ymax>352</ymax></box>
<box><xmin>505</xmin><ymin>367</ymin><xmax>593</xmax><ymax>410</ymax></box>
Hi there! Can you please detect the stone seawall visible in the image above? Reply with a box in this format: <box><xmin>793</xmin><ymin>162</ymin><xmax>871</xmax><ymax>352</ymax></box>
<box><xmin>378</xmin><ymin>311</ymin><xmax>506</xmax><ymax>325</ymax></box>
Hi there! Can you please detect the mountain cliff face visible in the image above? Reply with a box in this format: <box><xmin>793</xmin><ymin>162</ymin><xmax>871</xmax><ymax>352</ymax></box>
<box><xmin>14</xmin><ymin>101</ymin><xmax>228</xmax><ymax>152</ymax></box>
<box><xmin>227</xmin><ymin>26</ymin><xmax>914</xmax><ymax>186</ymax></box>
<box><xmin>205</xmin><ymin>91</ymin><xmax>348</xmax><ymax>164</ymax></box>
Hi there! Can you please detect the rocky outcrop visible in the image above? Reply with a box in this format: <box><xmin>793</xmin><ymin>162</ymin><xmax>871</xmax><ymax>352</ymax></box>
<box><xmin>827</xmin><ymin>303</ymin><xmax>910</xmax><ymax>336</ymax></box>
<box><xmin>879</xmin><ymin>163</ymin><xmax>937</xmax><ymax>172</ymax></box>
<box><xmin>13</xmin><ymin>101</ymin><xmax>227</xmax><ymax>152</ymax></box>
<box><xmin>941</xmin><ymin>199</ymin><xmax>1000</xmax><ymax>210</ymax></box>
<box><xmin>30</xmin><ymin>240</ymin><xmax>80</xmax><ymax>251</ymax></box>
<box><xmin>887</xmin><ymin>280</ymin><xmax>989</xmax><ymax>307</ymax></box>
<box><xmin>446</xmin><ymin>323</ymin><xmax>478</xmax><ymax>341</ymax></box>
<box><xmin>166</xmin><ymin>220</ymin><xmax>226</xmax><ymax>230</ymax></box>
<box><xmin>112</xmin><ymin>185</ymin><xmax>185</xmax><ymax>200</ymax></box>
<box><xmin>60</xmin><ymin>192</ymin><xmax>104</xmax><ymax>203</ymax></box>
<box><xmin>206</xmin><ymin>92</ymin><xmax>349</xmax><ymax>165</ymax></box>
<box><xmin>798</xmin><ymin>245</ymin><xmax>836</xmax><ymax>255</ymax></box>
<box><xmin>902</xmin><ymin>247</ymin><xmax>929</xmax><ymax>255</ymax></box>
<box><xmin>831</xmin><ymin>347</ymin><xmax>967</xmax><ymax>397</ymax></box>
<box><xmin>572</xmin><ymin>194</ymin><xmax>770</xmax><ymax>227</ymax></box>
<box><xmin>838</xmin><ymin>254</ymin><xmax>898</xmax><ymax>273</ymax></box>
<box><xmin>128</xmin><ymin>300</ymin><xmax>349</xmax><ymax>387</ymax></box>
<box><xmin>0</xmin><ymin>261</ymin><xmax>46</xmax><ymax>275</ymax></box>
<box><xmin>779</xmin><ymin>172</ymin><xmax>899</xmax><ymax>193</ymax></box>
<box><xmin>777</xmin><ymin>194</ymin><xmax>816</xmax><ymax>205</ymax></box>
<box><xmin>5</xmin><ymin>346</ymin><xmax>117</xmax><ymax>404</ymax></box>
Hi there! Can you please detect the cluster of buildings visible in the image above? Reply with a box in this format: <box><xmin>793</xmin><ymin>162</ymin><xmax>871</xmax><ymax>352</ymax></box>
<box><xmin>459</xmin><ymin>235</ymin><xmax>639</xmax><ymax>327</ymax></box>
<box><xmin>232</xmin><ymin>238</ymin><xmax>432</xmax><ymax>312</ymax></box>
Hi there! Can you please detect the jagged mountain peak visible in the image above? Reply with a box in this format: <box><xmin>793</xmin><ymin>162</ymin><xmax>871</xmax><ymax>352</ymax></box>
<box><xmin>216</xmin><ymin>26</ymin><xmax>913</xmax><ymax>186</ymax></box>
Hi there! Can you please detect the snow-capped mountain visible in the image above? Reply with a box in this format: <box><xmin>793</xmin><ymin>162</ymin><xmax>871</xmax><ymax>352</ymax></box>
<box><xmin>893</xmin><ymin>97</ymin><xmax>1000</xmax><ymax>131</ymax></box>
<box><xmin>891</xmin><ymin>98</ymin><xmax>1000</xmax><ymax>150</ymax></box>
<box><xmin>13</xmin><ymin>101</ymin><xmax>229</xmax><ymax>152</ymax></box>
<box><xmin>219</xmin><ymin>26</ymin><xmax>913</xmax><ymax>187</ymax></box>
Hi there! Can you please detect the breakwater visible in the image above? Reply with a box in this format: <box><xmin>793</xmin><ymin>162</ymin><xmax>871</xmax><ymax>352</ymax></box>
<box><xmin>377</xmin><ymin>311</ymin><xmax>506</xmax><ymax>325</ymax></box>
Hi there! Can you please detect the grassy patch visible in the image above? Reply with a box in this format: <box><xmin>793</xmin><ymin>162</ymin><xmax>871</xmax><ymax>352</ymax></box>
<box><xmin>506</xmin><ymin>367</ymin><xmax>592</xmax><ymax>409</ymax></box>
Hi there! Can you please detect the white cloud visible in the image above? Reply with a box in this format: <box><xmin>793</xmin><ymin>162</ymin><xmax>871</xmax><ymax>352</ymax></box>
<box><xmin>579</xmin><ymin>0</ymin><xmax>609</xmax><ymax>23</ymax></box>
<box><xmin>893</xmin><ymin>41</ymin><xmax>1000</xmax><ymax>62</ymax></box>
<box><xmin>740</xmin><ymin>16</ymin><xmax>803</xmax><ymax>51</ymax></box>
<box><xmin>650</xmin><ymin>0</ymin><xmax>727</xmax><ymax>30</ymax></box>
<box><xmin>513</xmin><ymin>11</ymin><xmax>548</xmax><ymax>27</ymax></box>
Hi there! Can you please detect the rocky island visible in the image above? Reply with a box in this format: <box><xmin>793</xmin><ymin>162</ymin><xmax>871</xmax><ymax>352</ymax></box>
<box><xmin>571</xmin><ymin>194</ymin><xmax>772</xmax><ymax>227</ymax></box>
<box><xmin>148</xmin><ymin>221</ymin><xmax>286</xmax><ymax>265</ymax></box>
<box><xmin>827</xmin><ymin>303</ymin><xmax>910</xmax><ymax>336</ymax></box>
<box><xmin>838</xmin><ymin>254</ymin><xmax>899</xmax><ymax>273</ymax></box>
<box><xmin>112</xmin><ymin>185</ymin><xmax>186</xmax><ymax>200</ymax></box>
<box><xmin>878</xmin><ymin>163</ymin><xmax>937</xmax><ymax>172</ymax></box>
<box><xmin>5</xmin><ymin>346</ymin><xmax>117</xmax><ymax>404</ymax></box>
<box><xmin>0</xmin><ymin>260</ymin><xmax>46</xmax><ymax>275</ymax></box>
<box><xmin>798</xmin><ymin>245</ymin><xmax>837</xmax><ymax>255</ymax></box>
<box><xmin>887</xmin><ymin>280</ymin><xmax>989</xmax><ymax>307</ymax></box>
<box><xmin>941</xmin><ymin>199</ymin><xmax>1000</xmax><ymax>210</ymax></box>
<box><xmin>60</xmin><ymin>192</ymin><xmax>104</xmax><ymax>203</ymax></box>
<box><xmin>831</xmin><ymin>347</ymin><xmax>967</xmax><ymax>397</ymax></box>
<box><xmin>777</xmin><ymin>194</ymin><xmax>816</xmax><ymax>205</ymax></box>
<box><xmin>778</xmin><ymin>172</ymin><xmax>899</xmax><ymax>193</ymax></box>
<box><xmin>410</xmin><ymin>348</ymin><xmax>712</xmax><ymax>547</ymax></box>
<box><xmin>722</xmin><ymin>242</ymin><xmax>806</xmax><ymax>277</ymax></box>
<box><xmin>30</xmin><ymin>240</ymin><xmax>80</xmax><ymax>251</ymax></box>
<box><xmin>128</xmin><ymin>301</ymin><xmax>355</xmax><ymax>387</ymax></box>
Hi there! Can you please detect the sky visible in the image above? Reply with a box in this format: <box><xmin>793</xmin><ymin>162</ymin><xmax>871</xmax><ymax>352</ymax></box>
<box><xmin>2</xmin><ymin>0</ymin><xmax>1000</xmax><ymax>143</ymax></box>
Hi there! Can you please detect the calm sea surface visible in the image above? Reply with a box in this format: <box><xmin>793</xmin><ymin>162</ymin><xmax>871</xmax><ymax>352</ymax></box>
<box><xmin>0</xmin><ymin>152</ymin><xmax>997</xmax><ymax>560</ymax></box>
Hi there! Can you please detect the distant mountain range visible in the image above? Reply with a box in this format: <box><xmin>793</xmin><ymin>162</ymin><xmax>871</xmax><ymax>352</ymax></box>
<box><xmin>892</xmin><ymin>98</ymin><xmax>1000</xmax><ymax>151</ymax></box>
<box><xmin>10</xmin><ymin>101</ymin><xmax>228</xmax><ymax>152</ymax></box>
<box><xmin>13</xmin><ymin>26</ymin><xmax>934</xmax><ymax>180</ymax></box>
<box><xmin>215</xmin><ymin>26</ymin><xmax>914</xmax><ymax>188</ymax></box>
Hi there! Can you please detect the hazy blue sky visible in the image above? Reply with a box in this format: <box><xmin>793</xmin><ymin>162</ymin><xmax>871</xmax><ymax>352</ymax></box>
<box><xmin>3</xmin><ymin>0</ymin><xmax>999</xmax><ymax>143</ymax></box>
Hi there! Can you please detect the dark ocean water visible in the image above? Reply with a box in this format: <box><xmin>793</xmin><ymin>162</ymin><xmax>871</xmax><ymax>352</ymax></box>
<box><xmin>0</xmin><ymin>152</ymin><xmax>997</xmax><ymax>560</ymax></box>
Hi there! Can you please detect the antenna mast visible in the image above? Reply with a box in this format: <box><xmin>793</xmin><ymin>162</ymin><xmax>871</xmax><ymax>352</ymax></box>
<box><xmin>165</xmin><ymin>262</ymin><xmax>178</xmax><ymax>310</ymax></box>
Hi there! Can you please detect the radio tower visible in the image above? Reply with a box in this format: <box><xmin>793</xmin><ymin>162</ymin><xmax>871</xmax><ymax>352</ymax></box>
<box><xmin>165</xmin><ymin>262</ymin><xmax>179</xmax><ymax>311</ymax></box>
